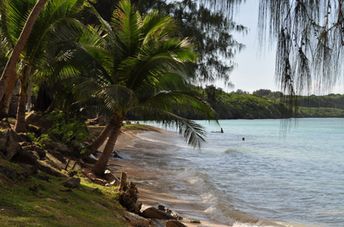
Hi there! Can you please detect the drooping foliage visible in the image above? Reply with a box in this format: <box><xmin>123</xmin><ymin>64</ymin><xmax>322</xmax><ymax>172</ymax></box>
<box><xmin>89</xmin><ymin>0</ymin><xmax>247</xmax><ymax>85</ymax></box>
<box><xmin>258</xmin><ymin>0</ymin><xmax>344</xmax><ymax>95</ymax></box>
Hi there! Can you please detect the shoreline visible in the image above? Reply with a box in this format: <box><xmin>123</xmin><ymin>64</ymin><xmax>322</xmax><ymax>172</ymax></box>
<box><xmin>106</xmin><ymin>127</ymin><xmax>285</xmax><ymax>227</ymax></box>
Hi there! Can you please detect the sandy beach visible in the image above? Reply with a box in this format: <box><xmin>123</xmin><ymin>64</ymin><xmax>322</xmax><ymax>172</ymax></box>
<box><xmin>103</xmin><ymin>128</ymin><xmax>284</xmax><ymax>227</ymax></box>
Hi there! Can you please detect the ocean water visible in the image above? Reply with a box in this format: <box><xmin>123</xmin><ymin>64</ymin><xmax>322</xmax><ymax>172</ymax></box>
<box><xmin>141</xmin><ymin>118</ymin><xmax>344</xmax><ymax>226</ymax></box>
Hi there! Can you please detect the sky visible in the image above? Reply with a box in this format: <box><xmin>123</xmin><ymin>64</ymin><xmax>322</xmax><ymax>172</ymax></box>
<box><xmin>221</xmin><ymin>1</ymin><xmax>344</xmax><ymax>94</ymax></box>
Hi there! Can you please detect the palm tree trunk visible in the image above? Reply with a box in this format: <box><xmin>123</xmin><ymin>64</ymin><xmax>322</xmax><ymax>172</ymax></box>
<box><xmin>93</xmin><ymin>119</ymin><xmax>122</xmax><ymax>176</ymax></box>
<box><xmin>0</xmin><ymin>0</ymin><xmax>48</xmax><ymax>118</ymax></box>
<box><xmin>0</xmin><ymin>89</ymin><xmax>14</xmax><ymax>118</ymax></box>
<box><xmin>14</xmin><ymin>66</ymin><xmax>31</xmax><ymax>132</ymax></box>
<box><xmin>89</xmin><ymin>122</ymin><xmax>112</xmax><ymax>151</ymax></box>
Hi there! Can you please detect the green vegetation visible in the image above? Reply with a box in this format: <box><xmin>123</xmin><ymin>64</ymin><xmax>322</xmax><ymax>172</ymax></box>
<box><xmin>0</xmin><ymin>160</ymin><xmax>126</xmax><ymax>226</ymax></box>
<box><xmin>173</xmin><ymin>86</ymin><xmax>344</xmax><ymax>119</ymax></box>
<box><xmin>0</xmin><ymin>0</ymin><xmax>344</xmax><ymax>225</ymax></box>
<box><xmin>44</xmin><ymin>111</ymin><xmax>89</xmax><ymax>147</ymax></box>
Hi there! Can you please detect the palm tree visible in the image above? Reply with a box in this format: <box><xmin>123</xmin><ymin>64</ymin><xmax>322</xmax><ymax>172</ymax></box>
<box><xmin>0</xmin><ymin>0</ymin><xmax>48</xmax><ymax>119</ymax></box>
<box><xmin>75</xmin><ymin>0</ymin><xmax>216</xmax><ymax>176</ymax></box>
<box><xmin>0</xmin><ymin>0</ymin><xmax>86</xmax><ymax>131</ymax></box>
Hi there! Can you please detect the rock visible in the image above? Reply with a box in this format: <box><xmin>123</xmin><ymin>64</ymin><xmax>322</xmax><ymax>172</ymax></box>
<box><xmin>21</xmin><ymin>144</ymin><xmax>46</xmax><ymax>160</ymax></box>
<box><xmin>48</xmin><ymin>150</ymin><xmax>67</xmax><ymax>164</ymax></box>
<box><xmin>158</xmin><ymin>205</ymin><xmax>165</xmax><ymax>211</ymax></box>
<box><xmin>63</xmin><ymin>177</ymin><xmax>80</xmax><ymax>189</ymax></box>
<box><xmin>2</xmin><ymin>129</ymin><xmax>22</xmax><ymax>160</ymax></box>
<box><xmin>48</xmin><ymin>142</ymin><xmax>71</xmax><ymax>155</ymax></box>
<box><xmin>166</xmin><ymin>220</ymin><xmax>187</xmax><ymax>227</ymax></box>
<box><xmin>124</xmin><ymin>211</ymin><xmax>151</xmax><ymax>227</ymax></box>
<box><xmin>37</xmin><ymin>161</ymin><xmax>65</xmax><ymax>177</ymax></box>
<box><xmin>141</xmin><ymin>207</ymin><xmax>175</xmax><ymax>220</ymax></box>
<box><xmin>12</xmin><ymin>149</ymin><xmax>39</xmax><ymax>166</ymax></box>
<box><xmin>119</xmin><ymin>182</ymin><xmax>142</xmax><ymax>213</ymax></box>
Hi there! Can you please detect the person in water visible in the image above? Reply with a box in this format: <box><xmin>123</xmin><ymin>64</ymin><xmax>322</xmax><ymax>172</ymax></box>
<box><xmin>242</xmin><ymin>137</ymin><xmax>245</xmax><ymax>141</ymax></box>
<box><xmin>220</xmin><ymin>128</ymin><xmax>224</xmax><ymax>133</ymax></box>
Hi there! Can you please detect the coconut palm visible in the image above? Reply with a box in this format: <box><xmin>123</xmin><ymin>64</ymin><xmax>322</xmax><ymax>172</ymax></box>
<box><xmin>0</xmin><ymin>0</ymin><xmax>48</xmax><ymax>119</ymax></box>
<box><xmin>0</xmin><ymin>0</ymin><xmax>86</xmax><ymax>131</ymax></box>
<box><xmin>74</xmin><ymin>0</ymin><xmax>216</xmax><ymax>175</ymax></box>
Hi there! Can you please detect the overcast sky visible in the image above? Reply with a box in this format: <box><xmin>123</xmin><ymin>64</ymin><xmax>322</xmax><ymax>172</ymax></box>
<box><xmin>221</xmin><ymin>1</ymin><xmax>344</xmax><ymax>94</ymax></box>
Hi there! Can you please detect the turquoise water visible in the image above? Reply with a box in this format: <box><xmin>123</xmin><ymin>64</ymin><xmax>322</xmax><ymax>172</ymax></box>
<box><xmin>141</xmin><ymin>119</ymin><xmax>344</xmax><ymax>225</ymax></box>
<box><xmin>173</xmin><ymin>118</ymin><xmax>344</xmax><ymax>226</ymax></box>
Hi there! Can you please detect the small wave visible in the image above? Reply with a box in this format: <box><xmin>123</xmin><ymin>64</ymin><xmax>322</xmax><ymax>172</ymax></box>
<box><xmin>224</xmin><ymin>147</ymin><xmax>251</xmax><ymax>154</ymax></box>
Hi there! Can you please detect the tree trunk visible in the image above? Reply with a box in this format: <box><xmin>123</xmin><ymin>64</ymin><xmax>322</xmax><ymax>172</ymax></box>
<box><xmin>0</xmin><ymin>0</ymin><xmax>48</xmax><ymax>117</ymax></box>
<box><xmin>0</xmin><ymin>89</ymin><xmax>14</xmax><ymax>118</ymax></box>
<box><xmin>14</xmin><ymin>66</ymin><xmax>31</xmax><ymax>132</ymax></box>
<box><xmin>93</xmin><ymin>120</ymin><xmax>122</xmax><ymax>176</ymax></box>
<box><xmin>89</xmin><ymin>121</ymin><xmax>113</xmax><ymax>151</ymax></box>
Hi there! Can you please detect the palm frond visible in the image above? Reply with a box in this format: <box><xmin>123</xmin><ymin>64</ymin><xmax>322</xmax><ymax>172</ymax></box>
<box><xmin>130</xmin><ymin>106</ymin><xmax>206</xmax><ymax>148</ymax></box>
<box><xmin>141</xmin><ymin>90</ymin><xmax>217</xmax><ymax>120</ymax></box>
<box><xmin>111</xmin><ymin>0</ymin><xmax>140</xmax><ymax>56</ymax></box>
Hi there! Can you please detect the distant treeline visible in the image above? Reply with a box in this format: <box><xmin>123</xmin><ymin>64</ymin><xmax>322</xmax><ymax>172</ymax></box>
<box><xmin>177</xmin><ymin>86</ymin><xmax>344</xmax><ymax>119</ymax></box>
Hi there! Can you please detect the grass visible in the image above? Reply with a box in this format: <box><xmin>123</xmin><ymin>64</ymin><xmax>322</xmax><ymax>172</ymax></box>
<box><xmin>0</xmin><ymin>160</ymin><xmax>128</xmax><ymax>227</ymax></box>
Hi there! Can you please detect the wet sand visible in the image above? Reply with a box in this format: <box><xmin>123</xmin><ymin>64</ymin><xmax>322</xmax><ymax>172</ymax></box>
<box><xmin>103</xmin><ymin>128</ymin><xmax>286</xmax><ymax>227</ymax></box>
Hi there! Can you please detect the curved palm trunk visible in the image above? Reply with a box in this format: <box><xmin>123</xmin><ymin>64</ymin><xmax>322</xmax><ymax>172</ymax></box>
<box><xmin>14</xmin><ymin>66</ymin><xmax>31</xmax><ymax>132</ymax></box>
<box><xmin>93</xmin><ymin>119</ymin><xmax>122</xmax><ymax>176</ymax></box>
<box><xmin>89</xmin><ymin>122</ymin><xmax>112</xmax><ymax>151</ymax></box>
<box><xmin>0</xmin><ymin>0</ymin><xmax>48</xmax><ymax>118</ymax></box>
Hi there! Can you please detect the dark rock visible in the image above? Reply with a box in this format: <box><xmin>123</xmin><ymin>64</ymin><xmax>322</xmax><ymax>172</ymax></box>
<box><xmin>141</xmin><ymin>207</ymin><xmax>175</xmax><ymax>220</ymax></box>
<box><xmin>37</xmin><ymin>161</ymin><xmax>65</xmax><ymax>177</ymax></box>
<box><xmin>166</xmin><ymin>220</ymin><xmax>187</xmax><ymax>227</ymax></box>
<box><xmin>48</xmin><ymin>150</ymin><xmax>67</xmax><ymax>164</ymax></box>
<box><xmin>2</xmin><ymin>129</ymin><xmax>22</xmax><ymax>160</ymax></box>
<box><xmin>21</xmin><ymin>144</ymin><xmax>46</xmax><ymax>160</ymax></box>
<box><xmin>63</xmin><ymin>177</ymin><xmax>80</xmax><ymax>189</ymax></box>
<box><xmin>119</xmin><ymin>182</ymin><xmax>142</xmax><ymax>214</ymax></box>
<box><xmin>12</xmin><ymin>149</ymin><xmax>39</xmax><ymax>166</ymax></box>
<box><xmin>158</xmin><ymin>205</ymin><xmax>165</xmax><ymax>211</ymax></box>
<box><xmin>45</xmin><ymin>142</ymin><xmax>70</xmax><ymax>155</ymax></box>
<box><xmin>124</xmin><ymin>211</ymin><xmax>151</xmax><ymax>227</ymax></box>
